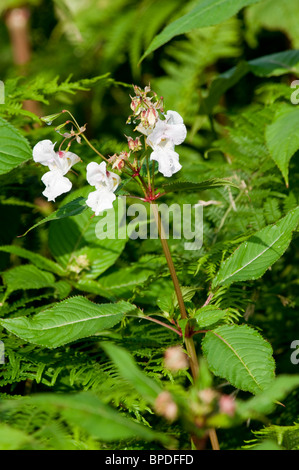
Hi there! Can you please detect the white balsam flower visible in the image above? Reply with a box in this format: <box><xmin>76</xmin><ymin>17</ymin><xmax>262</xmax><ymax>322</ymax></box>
<box><xmin>146</xmin><ymin>110</ymin><xmax>186</xmax><ymax>177</ymax></box>
<box><xmin>150</xmin><ymin>140</ymin><xmax>182</xmax><ymax>178</ymax></box>
<box><xmin>33</xmin><ymin>139</ymin><xmax>80</xmax><ymax>201</ymax></box>
<box><xmin>86</xmin><ymin>161</ymin><xmax>120</xmax><ymax>215</ymax></box>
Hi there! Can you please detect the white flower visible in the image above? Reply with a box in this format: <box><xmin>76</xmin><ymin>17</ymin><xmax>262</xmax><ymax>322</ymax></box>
<box><xmin>85</xmin><ymin>161</ymin><xmax>120</xmax><ymax>215</ymax></box>
<box><xmin>41</xmin><ymin>169</ymin><xmax>72</xmax><ymax>202</ymax></box>
<box><xmin>146</xmin><ymin>110</ymin><xmax>186</xmax><ymax>178</ymax></box>
<box><xmin>147</xmin><ymin>110</ymin><xmax>186</xmax><ymax>148</ymax></box>
<box><xmin>33</xmin><ymin>139</ymin><xmax>80</xmax><ymax>201</ymax></box>
<box><xmin>150</xmin><ymin>140</ymin><xmax>182</xmax><ymax>178</ymax></box>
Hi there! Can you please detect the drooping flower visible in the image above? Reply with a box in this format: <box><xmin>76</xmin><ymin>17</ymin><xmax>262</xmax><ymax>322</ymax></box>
<box><xmin>85</xmin><ymin>161</ymin><xmax>120</xmax><ymax>215</ymax></box>
<box><xmin>146</xmin><ymin>110</ymin><xmax>187</xmax><ymax>177</ymax></box>
<box><xmin>33</xmin><ymin>139</ymin><xmax>81</xmax><ymax>201</ymax></box>
<box><xmin>150</xmin><ymin>140</ymin><xmax>182</xmax><ymax>178</ymax></box>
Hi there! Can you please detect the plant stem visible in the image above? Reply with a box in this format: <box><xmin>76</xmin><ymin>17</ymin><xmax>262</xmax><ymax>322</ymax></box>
<box><xmin>150</xmin><ymin>202</ymin><xmax>199</xmax><ymax>379</ymax></box>
<box><xmin>151</xmin><ymin>201</ymin><xmax>220</xmax><ymax>450</ymax></box>
<box><xmin>142</xmin><ymin>316</ymin><xmax>182</xmax><ymax>336</ymax></box>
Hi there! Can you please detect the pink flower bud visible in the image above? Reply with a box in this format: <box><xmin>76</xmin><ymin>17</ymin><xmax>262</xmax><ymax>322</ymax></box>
<box><xmin>164</xmin><ymin>346</ymin><xmax>189</xmax><ymax>372</ymax></box>
<box><xmin>146</xmin><ymin>107</ymin><xmax>158</xmax><ymax>127</ymax></box>
<box><xmin>219</xmin><ymin>395</ymin><xmax>236</xmax><ymax>417</ymax></box>
<box><xmin>127</xmin><ymin>136</ymin><xmax>142</xmax><ymax>152</ymax></box>
<box><xmin>154</xmin><ymin>391</ymin><xmax>178</xmax><ymax>422</ymax></box>
<box><xmin>108</xmin><ymin>151</ymin><xmax>129</xmax><ymax>171</ymax></box>
<box><xmin>198</xmin><ymin>389</ymin><xmax>218</xmax><ymax>405</ymax></box>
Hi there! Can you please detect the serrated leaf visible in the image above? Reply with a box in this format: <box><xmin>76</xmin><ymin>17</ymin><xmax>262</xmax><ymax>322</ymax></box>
<box><xmin>0</xmin><ymin>117</ymin><xmax>32</xmax><ymax>175</ymax></box>
<box><xmin>20</xmin><ymin>197</ymin><xmax>87</xmax><ymax>237</ymax></box>
<box><xmin>0</xmin><ymin>245</ymin><xmax>65</xmax><ymax>275</ymax></box>
<box><xmin>2</xmin><ymin>265</ymin><xmax>56</xmax><ymax>295</ymax></box>
<box><xmin>194</xmin><ymin>305</ymin><xmax>227</xmax><ymax>328</ymax></box>
<box><xmin>162</xmin><ymin>178</ymin><xmax>238</xmax><ymax>194</ymax></box>
<box><xmin>265</xmin><ymin>105</ymin><xmax>299</xmax><ymax>187</ymax></box>
<box><xmin>202</xmin><ymin>324</ymin><xmax>275</xmax><ymax>394</ymax></box>
<box><xmin>212</xmin><ymin>207</ymin><xmax>299</xmax><ymax>289</ymax></box>
<box><xmin>0</xmin><ymin>297</ymin><xmax>136</xmax><ymax>348</ymax></box>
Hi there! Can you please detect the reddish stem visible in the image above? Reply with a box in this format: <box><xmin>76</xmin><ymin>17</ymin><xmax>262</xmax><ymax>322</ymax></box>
<box><xmin>142</xmin><ymin>316</ymin><xmax>182</xmax><ymax>336</ymax></box>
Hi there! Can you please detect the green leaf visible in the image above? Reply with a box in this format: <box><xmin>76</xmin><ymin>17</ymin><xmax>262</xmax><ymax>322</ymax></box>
<box><xmin>48</xmin><ymin>190</ymin><xmax>127</xmax><ymax>278</ymax></box>
<box><xmin>249</xmin><ymin>49</ymin><xmax>299</xmax><ymax>76</ymax></box>
<box><xmin>101</xmin><ymin>342</ymin><xmax>162</xmax><ymax>404</ymax></box>
<box><xmin>78</xmin><ymin>257</ymin><xmax>162</xmax><ymax>300</ymax></box>
<box><xmin>0</xmin><ymin>245</ymin><xmax>65</xmax><ymax>275</ymax></box>
<box><xmin>194</xmin><ymin>305</ymin><xmax>227</xmax><ymax>328</ymax></box>
<box><xmin>2</xmin><ymin>265</ymin><xmax>56</xmax><ymax>295</ymax></box>
<box><xmin>202</xmin><ymin>324</ymin><xmax>275</xmax><ymax>394</ymax></box>
<box><xmin>0</xmin><ymin>424</ymin><xmax>32</xmax><ymax>450</ymax></box>
<box><xmin>20</xmin><ymin>197</ymin><xmax>87</xmax><ymax>237</ymax></box>
<box><xmin>265</xmin><ymin>105</ymin><xmax>299</xmax><ymax>187</ymax></box>
<box><xmin>140</xmin><ymin>0</ymin><xmax>261</xmax><ymax>61</ymax></box>
<box><xmin>237</xmin><ymin>375</ymin><xmax>299</xmax><ymax>417</ymax></box>
<box><xmin>0</xmin><ymin>116</ymin><xmax>32</xmax><ymax>175</ymax></box>
<box><xmin>212</xmin><ymin>207</ymin><xmax>299</xmax><ymax>289</ymax></box>
<box><xmin>200</xmin><ymin>61</ymin><xmax>250</xmax><ymax>114</ymax></box>
<box><xmin>162</xmin><ymin>178</ymin><xmax>238</xmax><ymax>194</ymax></box>
<box><xmin>201</xmin><ymin>50</ymin><xmax>299</xmax><ymax>114</ymax></box>
<box><xmin>0</xmin><ymin>297</ymin><xmax>136</xmax><ymax>348</ymax></box>
<box><xmin>9</xmin><ymin>392</ymin><xmax>169</xmax><ymax>444</ymax></box>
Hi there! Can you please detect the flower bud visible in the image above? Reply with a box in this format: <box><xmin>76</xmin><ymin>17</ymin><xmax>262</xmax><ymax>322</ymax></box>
<box><xmin>108</xmin><ymin>151</ymin><xmax>129</xmax><ymax>171</ymax></box>
<box><xmin>164</xmin><ymin>346</ymin><xmax>189</xmax><ymax>372</ymax></box>
<box><xmin>198</xmin><ymin>388</ymin><xmax>218</xmax><ymax>405</ymax></box>
<box><xmin>146</xmin><ymin>107</ymin><xmax>158</xmax><ymax>127</ymax></box>
<box><xmin>154</xmin><ymin>391</ymin><xmax>178</xmax><ymax>422</ymax></box>
<box><xmin>127</xmin><ymin>135</ymin><xmax>142</xmax><ymax>152</ymax></box>
<box><xmin>219</xmin><ymin>395</ymin><xmax>236</xmax><ymax>417</ymax></box>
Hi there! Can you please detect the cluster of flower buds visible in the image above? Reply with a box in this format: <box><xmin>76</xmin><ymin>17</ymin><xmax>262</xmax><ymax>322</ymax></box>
<box><xmin>126</xmin><ymin>135</ymin><xmax>142</xmax><ymax>152</ymax></box>
<box><xmin>108</xmin><ymin>151</ymin><xmax>130</xmax><ymax>171</ymax></box>
<box><xmin>127</xmin><ymin>84</ymin><xmax>164</xmax><ymax>134</ymax></box>
<box><xmin>192</xmin><ymin>388</ymin><xmax>236</xmax><ymax>428</ymax></box>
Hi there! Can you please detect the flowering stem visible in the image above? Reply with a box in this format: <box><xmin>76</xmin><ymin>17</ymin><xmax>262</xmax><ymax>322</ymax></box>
<box><xmin>150</xmin><ymin>202</ymin><xmax>199</xmax><ymax>379</ymax></box>
<box><xmin>62</xmin><ymin>109</ymin><xmax>109</xmax><ymax>163</ymax></box>
<box><xmin>81</xmin><ymin>134</ymin><xmax>109</xmax><ymax>163</ymax></box>
<box><xmin>151</xmin><ymin>201</ymin><xmax>220</xmax><ymax>451</ymax></box>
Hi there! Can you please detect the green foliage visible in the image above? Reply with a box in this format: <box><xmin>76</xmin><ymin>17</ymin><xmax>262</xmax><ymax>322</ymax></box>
<box><xmin>141</xmin><ymin>0</ymin><xmax>261</xmax><ymax>61</ymax></box>
<box><xmin>1</xmin><ymin>297</ymin><xmax>136</xmax><ymax>348</ymax></box>
<box><xmin>202</xmin><ymin>324</ymin><xmax>276</xmax><ymax>394</ymax></box>
<box><xmin>0</xmin><ymin>117</ymin><xmax>32</xmax><ymax>174</ymax></box>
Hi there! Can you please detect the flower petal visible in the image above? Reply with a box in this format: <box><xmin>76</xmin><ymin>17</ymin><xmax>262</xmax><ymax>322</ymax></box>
<box><xmin>86</xmin><ymin>161</ymin><xmax>108</xmax><ymax>188</ymax></box>
<box><xmin>86</xmin><ymin>188</ymin><xmax>116</xmax><ymax>215</ymax></box>
<box><xmin>33</xmin><ymin>140</ymin><xmax>56</xmax><ymax>167</ymax></box>
<box><xmin>146</xmin><ymin>110</ymin><xmax>187</xmax><ymax>148</ymax></box>
<box><xmin>52</xmin><ymin>150</ymin><xmax>81</xmax><ymax>175</ymax></box>
<box><xmin>41</xmin><ymin>169</ymin><xmax>72</xmax><ymax>202</ymax></box>
<box><xmin>86</xmin><ymin>161</ymin><xmax>121</xmax><ymax>192</ymax></box>
<box><xmin>150</xmin><ymin>145</ymin><xmax>182</xmax><ymax>178</ymax></box>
